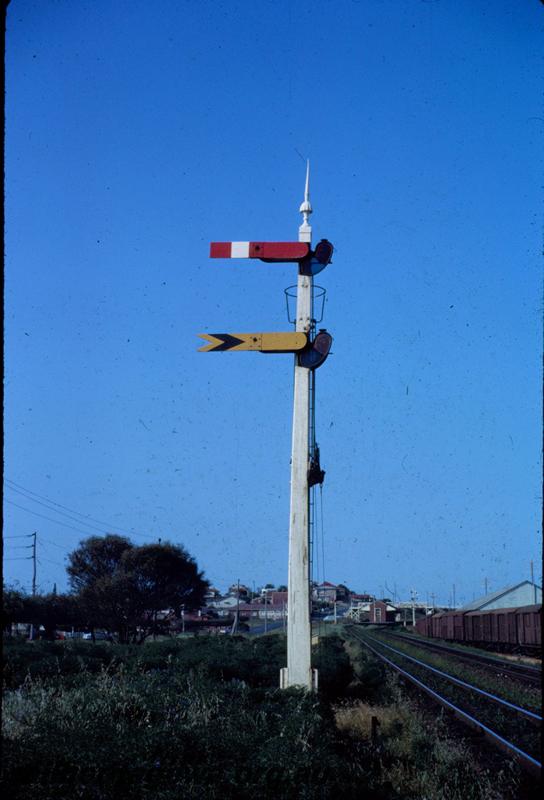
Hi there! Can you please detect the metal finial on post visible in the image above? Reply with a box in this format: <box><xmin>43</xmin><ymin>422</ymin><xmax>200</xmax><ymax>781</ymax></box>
<box><xmin>299</xmin><ymin>160</ymin><xmax>312</xmax><ymax>243</ymax></box>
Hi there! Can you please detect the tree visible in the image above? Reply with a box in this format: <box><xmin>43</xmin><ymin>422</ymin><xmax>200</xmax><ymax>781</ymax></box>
<box><xmin>26</xmin><ymin>593</ymin><xmax>80</xmax><ymax>640</ymax></box>
<box><xmin>67</xmin><ymin>534</ymin><xmax>133</xmax><ymax>592</ymax></box>
<box><xmin>66</xmin><ymin>535</ymin><xmax>208</xmax><ymax>643</ymax></box>
<box><xmin>2</xmin><ymin>586</ymin><xmax>82</xmax><ymax>639</ymax></box>
<box><xmin>2</xmin><ymin>586</ymin><xmax>26</xmax><ymax>635</ymax></box>
<box><xmin>122</xmin><ymin>542</ymin><xmax>207</xmax><ymax>614</ymax></box>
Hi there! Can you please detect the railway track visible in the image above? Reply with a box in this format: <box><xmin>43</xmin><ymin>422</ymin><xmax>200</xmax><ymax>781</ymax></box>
<box><xmin>379</xmin><ymin>630</ymin><xmax>542</xmax><ymax>685</ymax></box>
<box><xmin>347</xmin><ymin>627</ymin><xmax>541</xmax><ymax>778</ymax></box>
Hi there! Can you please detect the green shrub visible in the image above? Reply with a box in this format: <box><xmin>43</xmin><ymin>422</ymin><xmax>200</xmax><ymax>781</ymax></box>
<box><xmin>2</xmin><ymin>668</ymin><xmax>368</xmax><ymax>800</ymax></box>
<box><xmin>313</xmin><ymin>634</ymin><xmax>354</xmax><ymax>701</ymax></box>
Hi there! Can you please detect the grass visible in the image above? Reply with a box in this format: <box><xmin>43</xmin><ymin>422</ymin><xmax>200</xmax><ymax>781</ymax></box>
<box><xmin>3</xmin><ymin>668</ymin><xmax>367</xmax><ymax>799</ymax></box>
<box><xmin>335</xmin><ymin>693</ymin><xmax>521</xmax><ymax>800</ymax></box>
<box><xmin>2</xmin><ymin>632</ymin><xmax>536</xmax><ymax>799</ymax></box>
<box><xmin>335</xmin><ymin>664</ymin><xmax>525</xmax><ymax>800</ymax></box>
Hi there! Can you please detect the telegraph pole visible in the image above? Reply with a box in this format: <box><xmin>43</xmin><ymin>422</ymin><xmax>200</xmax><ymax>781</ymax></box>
<box><xmin>28</xmin><ymin>531</ymin><xmax>37</xmax><ymax>641</ymax></box>
<box><xmin>31</xmin><ymin>531</ymin><xmax>37</xmax><ymax>596</ymax></box>
<box><xmin>281</xmin><ymin>163</ymin><xmax>315</xmax><ymax>691</ymax></box>
<box><xmin>410</xmin><ymin>588</ymin><xmax>418</xmax><ymax>626</ymax></box>
<box><xmin>232</xmin><ymin>578</ymin><xmax>240</xmax><ymax>635</ymax></box>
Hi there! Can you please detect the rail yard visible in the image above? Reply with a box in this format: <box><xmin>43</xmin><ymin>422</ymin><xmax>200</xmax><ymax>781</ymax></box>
<box><xmin>345</xmin><ymin>624</ymin><xmax>542</xmax><ymax>780</ymax></box>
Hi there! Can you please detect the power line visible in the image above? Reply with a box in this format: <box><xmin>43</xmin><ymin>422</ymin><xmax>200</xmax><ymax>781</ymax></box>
<box><xmin>4</xmin><ymin>534</ymin><xmax>34</xmax><ymax>539</ymax></box>
<box><xmin>5</xmin><ymin>485</ymin><xmax>118</xmax><ymax>534</ymax></box>
<box><xmin>6</xmin><ymin>499</ymin><xmax>150</xmax><ymax>541</ymax></box>
<box><xmin>3</xmin><ymin>557</ymin><xmax>33</xmax><ymax>561</ymax></box>
<box><xmin>5</xmin><ymin>499</ymin><xmax>113</xmax><ymax>536</ymax></box>
<box><xmin>38</xmin><ymin>536</ymin><xmax>71</xmax><ymax>551</ymax></box>
<box><xmin>5</xmin><ymin>495</ymin><xmax>150</xmax><ymax>541</ymax></box>
<box><xmin>4</xmin><ymin>478</ymin><xmax>149</xmax><ymax>538</ymax></box>
<box><xmin>3</xmin><ymin>545</ymin><xmax>34</xmax><ymax>550</ymax></box>
<box><xmin>37</xmin><ymin>539</ymin><xmax>68</xmax><ymax>563</ymax></box>
<box><xmin>37</xmin><ymin>556</ymin><xmax>65</xmax><ymax>568</ymax></box>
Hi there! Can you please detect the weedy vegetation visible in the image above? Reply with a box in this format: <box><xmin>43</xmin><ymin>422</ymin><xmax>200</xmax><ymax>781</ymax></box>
<box><xmin>1</xmin><ymin>632</ymin><xmax>535</xmax><ymax>799</ymax></box>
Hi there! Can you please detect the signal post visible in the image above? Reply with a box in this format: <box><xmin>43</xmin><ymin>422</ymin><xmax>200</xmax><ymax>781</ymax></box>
<box><xmin>201</xmin><ymin>164</ymin><xmax>333</xmax><ymax>690</ymax></box>
<box><xmin>281</xmin><ymin>165</ymin><xmax>314</xmax><ymax>690</ymax></box>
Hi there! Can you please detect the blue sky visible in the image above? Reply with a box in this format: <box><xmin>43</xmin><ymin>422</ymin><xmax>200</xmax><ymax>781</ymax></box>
<box><xmin>4</xmin><ymin>0</ymin><xmax>542</xmax><ymax>606</ymax></box>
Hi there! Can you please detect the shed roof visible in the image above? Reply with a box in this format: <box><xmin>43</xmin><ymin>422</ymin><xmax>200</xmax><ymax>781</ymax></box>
<box><xmin>458</xmin><ymin>581</ymin><xmax>541</xmax><ymax>612</ymax></box>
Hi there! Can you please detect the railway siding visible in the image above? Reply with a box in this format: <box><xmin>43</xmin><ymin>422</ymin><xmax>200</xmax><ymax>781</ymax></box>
<box><xmin>370</xmin><ymin>630</ymin><xmax>542</xmax><ymax>714</ymax></box>
<box><xmin>347</xmin><ymin>627</ymin><xmax>542</xmax><ymax>771</ymax></box>
<box><xmin>384</xmin><ymin>630</ymin><xmax>542</xmax><ymax>682</ymax></box>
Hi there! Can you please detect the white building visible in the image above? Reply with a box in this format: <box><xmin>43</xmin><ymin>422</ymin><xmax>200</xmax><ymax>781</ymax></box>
<box><xmin>458</xmin><ymin>581</ymin><xmax>541</xmax><ymax>612</ymax></box>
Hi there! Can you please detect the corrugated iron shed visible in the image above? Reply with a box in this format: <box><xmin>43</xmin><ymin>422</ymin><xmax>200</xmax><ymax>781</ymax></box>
<box><xmin>458</xmin><ymin>580</ymin><xmax>541</xmax><ymax>611</ymax></box>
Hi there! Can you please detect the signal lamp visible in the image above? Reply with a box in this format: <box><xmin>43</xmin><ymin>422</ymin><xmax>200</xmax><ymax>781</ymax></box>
<box><xmin>298</xmin><ymin>330</ymin><xmax>333</xmax><ymax>370</ymax></box>
<box><xmin>314</xmin><ymin>239</ymin><xmax>334</xmax><ymax>265</ymax></box>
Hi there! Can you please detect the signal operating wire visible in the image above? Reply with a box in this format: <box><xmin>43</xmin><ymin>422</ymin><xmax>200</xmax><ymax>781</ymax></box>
<box><xmin>319</xmin><ymin>483</ymin><xmax>326</xmax><ymax>585</ymax></box>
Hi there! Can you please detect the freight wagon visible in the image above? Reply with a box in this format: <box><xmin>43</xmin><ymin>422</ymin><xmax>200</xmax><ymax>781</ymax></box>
<box><xmin>415</xmin><ymin>604</ymin><xmax>541</xmax><ymax>654</ymax></box>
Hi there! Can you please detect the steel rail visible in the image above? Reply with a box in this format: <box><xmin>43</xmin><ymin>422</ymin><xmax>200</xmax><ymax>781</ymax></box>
<box><xmin>350</xmin><ymin>630</ymin><xmax>541</xmax><ymax>779</ymax></box>
<box><xmin>360</xmin><ymin>633</ymin><xmax>541</xmax><ymax>724</ymax></box>
<box><xmin>380</xmin><ymin>631</ymin><xmax>541</xmax><ymax>683</ymax></box>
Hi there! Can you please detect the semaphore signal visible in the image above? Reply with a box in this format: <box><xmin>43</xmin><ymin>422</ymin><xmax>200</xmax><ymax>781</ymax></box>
<box><xmin>199</xmin><ymin>161</ymin><xmax>333</xmax><ymax>690</ymax></box>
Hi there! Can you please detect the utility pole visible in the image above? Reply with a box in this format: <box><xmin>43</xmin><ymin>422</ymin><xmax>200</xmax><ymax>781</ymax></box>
<box><xmin>31</xmin><ymin>531</ymin><xmax>37</xmax><ymax>596</ymax></box>
<box><xmin>28</xmin><ymin>532</ymin><xmax>37</xmax><ymax>641</ymax></box>
<box><xmin>410</xmin><ymin>588</ymin><xmax>418</xmax><ymax>626</ymax></box>
<box><xmin>232</xmin><ymin>578</ymin><xmax>240</xmax><ymax>635</ymax></box>
<box><xmin>264</xmin><ymin>588</ymin><xmax>268</xmax><ymax>634</ymax></box>
<box><xmin>452</xmin><ymin>584</ymin><xmax>456</xmax><ymax>609</ymax></box>
<box><xmin>282</xmin><ymin>163</ymin><xmax>315</xmax><ymax>691</ymax></box>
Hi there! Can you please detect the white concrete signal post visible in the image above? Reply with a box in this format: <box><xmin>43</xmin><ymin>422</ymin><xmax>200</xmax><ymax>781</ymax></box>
<box><xmin>201</xmin><ymin>164</ymin><xmax>333</xmax><ymax>690</ymax></box>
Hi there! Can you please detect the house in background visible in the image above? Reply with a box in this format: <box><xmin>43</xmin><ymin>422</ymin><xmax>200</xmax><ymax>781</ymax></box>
<box><xmin>312</xmin><ymin>581</ymin><xmax>338</xmax><ymax>604</ymax></box>
<box><xmin>227</xmin><ymin>584</ymin><xmax>250</xmax><ymax>599</ymax></box>
<box><xmin>368</xmin><ymin>600</ymin><xmax>399</xmax><ymax>624</ymax></box>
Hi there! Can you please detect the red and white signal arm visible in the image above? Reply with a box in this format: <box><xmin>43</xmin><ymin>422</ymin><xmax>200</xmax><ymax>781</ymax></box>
<box><xmin>210</xmin><ymin>241</ymin><xmax>310</xmax><ymax>262</ymax></box>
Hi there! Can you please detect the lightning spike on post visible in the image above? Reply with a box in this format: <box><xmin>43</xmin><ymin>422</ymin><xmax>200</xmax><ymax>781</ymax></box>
<box><xmin>298</xmin><ymin>160</ymin><xmax>312</xmax><ymax>243</ymax></box>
